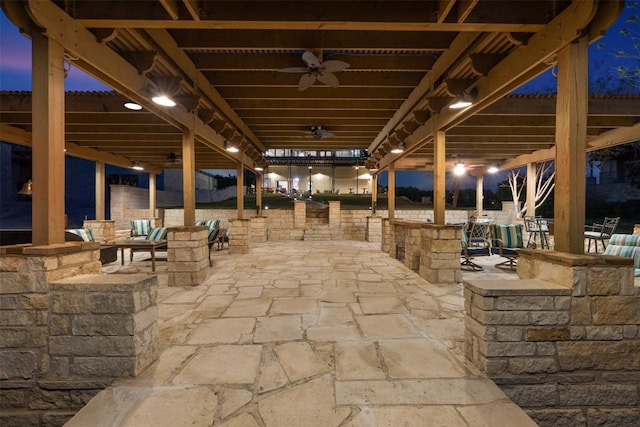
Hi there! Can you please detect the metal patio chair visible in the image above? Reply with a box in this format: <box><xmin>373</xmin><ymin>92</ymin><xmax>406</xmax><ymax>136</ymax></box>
<box><xmin>584</xmin><ymin>216</ymin><xmax>620</xmax><ymax>253</ymax></box>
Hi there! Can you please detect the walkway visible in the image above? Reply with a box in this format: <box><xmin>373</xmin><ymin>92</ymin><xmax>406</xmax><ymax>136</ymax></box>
<box><xmin>68</xmin><ymin>241</ymin><xmax>536</xmax><ymax>427</ymax></box>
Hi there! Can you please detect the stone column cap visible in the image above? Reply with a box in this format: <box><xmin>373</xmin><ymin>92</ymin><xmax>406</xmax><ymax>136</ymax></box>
<box><xmin>464</xmin><ymin>278</ymin><xmax>571</xmax><ymax>296</ymax></box>
<box><xmin>51</xmin><ymin>273</ymin><xmax>156</xmax><ymax>292</ymax></box>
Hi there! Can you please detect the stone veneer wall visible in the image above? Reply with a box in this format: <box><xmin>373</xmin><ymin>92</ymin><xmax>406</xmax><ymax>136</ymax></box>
<box><xmin>229</xmin><ymin>219</ymin><xmax>251</xmax><ymax>254</ymax></box>
<box><xmin>0</xmin><ymin>244</ymin><xmax>159</xmax><ymax>426</ymax></box>
<box><xmin>250</xmin><ymin>217</ymin><xmax>267</xmax><ymax>243</ymax></box>
<box><xmin>82</xmin><ymin>220</ymin><xmax>115</xmax><ymax>244</ymax></box>
<box><xmin>167</xmin><ymin>226</ymin><xmax>210</xmax><ymax>287</ymax></box>
<box><xmin>465</xmin><ymin>250</ymin><xmax>640</xmax><ymax>427</ymax></box>
<box><xmin>366</xmin><ymin>216</ymin><xmax>382</xmax><ymax>242</ymax></box>
<box><xmin>419</xmin><ymin>224</ymin><xmax>463</xmax><ymax>284</ymax></box>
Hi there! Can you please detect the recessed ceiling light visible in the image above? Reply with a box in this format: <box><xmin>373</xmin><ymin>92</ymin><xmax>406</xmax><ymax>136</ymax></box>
<box><xmin>488</xmin><ymin>165</ymin><xmax>499</xmax><ymax>174</ymax></box>
<box><xmin>152</xmin><ymin>95</ymin><xmax>176</xmax><ymax>107</ymax></box>
<box><xmin>124</xmin><ymin>102</ymin><xmax>143</xmax><ymax>110</ymax></box>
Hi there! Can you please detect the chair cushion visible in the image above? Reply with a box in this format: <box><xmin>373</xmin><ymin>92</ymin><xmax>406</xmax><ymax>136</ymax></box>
<box><xmin>131</xmin><ymin>219</ymin><xmax>152</xmax><ymax>237</ymax></box>
<box><xmin>66</xmin><ymin>228</ymin><xmax>94</xmax><ymax>242</ymax></box>
<box><xmin>491</xmin><ymin>224</ymin><xmax>524</xmax><ymax>249</ymax></box>
<box><xmin>197</xmin><ymin>219</ymin><xmax>220</xmax><ymax>232</ymax></box>
<box><xmin>208</xmin><ymin>227</ymin><xmax>220</xmax><ymax>244</ymax></box>
<box><xmin>604</xmin><ymin>234</ymin><xmax>640</xmax><ymax>269</ymax></box>
<box><xmin>147</xmin><ymin>227</ymin><xmax>168</xmax><ymax>241</ymax></box>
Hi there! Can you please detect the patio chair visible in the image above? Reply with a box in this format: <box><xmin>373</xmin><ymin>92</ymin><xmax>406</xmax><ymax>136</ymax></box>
<box><xmin>130</xmin><ymin>219</ymin><xmax>152</xmax><ymax>239</ymax></box>
<box><xmin>603</xmin><ymin>234</ymin><xmax>640</xmax><ymax>277</ymax></box>
<box><xmin>130</xmin><ymin>227</ymin><xmax>168</xmax><ymax>262</ymax></box>
<box><xmin>584</xmin><ymin>217</ymin><xmax>620</xmax><ymax>253</ymax></box>
<box><xmin>461</xmin><ymin>221</ymin><xmax>492</xmax><ymax>271</ymax></box>
<box><xmin>491</xmin><ymin>223</ymin><xmax>525</xmax><ymax>270</ymax></box>
<box><xmin>524</xmin><ymin>216</ymin><xmax>550</xmax><ymax>249</ymax></box>
<box><xmin>66</xmin><ymin>228</ymin><xmax>117</xmax><ymax>265</ymax></box>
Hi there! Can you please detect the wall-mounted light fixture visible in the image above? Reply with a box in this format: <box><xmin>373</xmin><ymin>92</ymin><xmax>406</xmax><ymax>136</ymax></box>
<box><xmin>17</xmin><ymin>179</ymin><xmax>33</xmax><ymax>196</ymax></box>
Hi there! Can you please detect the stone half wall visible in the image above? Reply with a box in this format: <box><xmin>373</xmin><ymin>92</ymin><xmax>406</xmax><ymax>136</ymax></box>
<box><xmin>0</xmin><ymin>243</ymin><xmax>159</xmax><ymax>427</ymax></box>
<box><xmin>464</xmin><ymin>250</ymin><xmax>640</xmax><ymax>427</ymax></box>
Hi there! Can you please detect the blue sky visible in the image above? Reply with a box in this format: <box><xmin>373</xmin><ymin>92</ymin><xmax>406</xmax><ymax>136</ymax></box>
<box><xmin>1</xmin><ymin>5</ymin><xmax>637</xmax><ymax>190</ymax></box>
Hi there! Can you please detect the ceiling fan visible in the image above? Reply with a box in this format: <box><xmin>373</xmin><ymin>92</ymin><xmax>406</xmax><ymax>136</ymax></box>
<box><xmin>164</xmin><ymin>152</ymin><xmax>182</xmax><ymax>166</ymax></box>
<box><xmin>304</xmin><ymin>126</ymin><xmax>335</xmax><ymax>140</ymax></box>
<box><xmin>278</xmin><ymin>51</ymin><xmax>350</xmax><ymax>91</ymax></box>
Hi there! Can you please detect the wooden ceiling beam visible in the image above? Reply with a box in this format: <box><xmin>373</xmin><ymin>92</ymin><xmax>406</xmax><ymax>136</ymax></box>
<box><xmin>236</xmin><ymin>109</ymin><xmax>394</xmax><ymax>119</ymax></box>
<box><xmin>170</xmin><ymin>29</ymin><xmax>457</xmax><ymax>50</ymax></box>
<box><xmin>227</xmin><ymin>99</ymin><xmax>403</xmax><ymax>110</ymax></box>
<box><xmin>190</xmin><ymin>53</ymin><xmax>437</xmax><ymax>72</ymax></box>
<box><xmin>203</xmin><ymin>71</ymin><xmax>424</xmax><ymax>88</ymax></box>
<box><xmin>217</xmin><ymin>87</ymin><xmax>413</xmax><ymax>100</ymax></box>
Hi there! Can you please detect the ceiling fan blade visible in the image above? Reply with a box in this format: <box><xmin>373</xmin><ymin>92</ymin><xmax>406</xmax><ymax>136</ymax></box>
<box><xmin>324</xmin><ymin>132</ymin><xmax>335</xmax><ymax>138</ymax></box>
<box><xmin>302</xmin><ymin>51</ymin><xmax>321</xmax><ymax>68</ymax></box>
<box><xmin>317</xmin><ymin>72</ymin><xmax>339</xmax><ymax>88</ymax></box>
<box><xmin>298</xmin><ymin>73</ymin><xmax>316</xmax><ymax>91</ymax></box>
<box><xmin>277</xmin><ymin>66</ymin><xmax>308</xmax><ymax>73</ymax></box>
<box><xmin>321</xmin><ymin>60</ymin><xmax>350</xmax><ymax>73</ymax></box>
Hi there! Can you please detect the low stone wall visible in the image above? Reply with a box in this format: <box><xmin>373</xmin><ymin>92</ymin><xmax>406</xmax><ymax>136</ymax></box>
<box><xmin>366</xmin><ymin>216</ymin><xmax>382</xmax><ymax>242</ymax></box>
<box><xmin>82</xmin><ymin>220</ymin><xmax>115</xmax><ymax>243</ymax></box>
<box><xmin>0</xmin><ymin>245</ymin><xmax>158</xmax><ymax>426</ymax></box>
<box><xmin>465</xmin><ymin>251</ymin><xmax>640</xmax><ymax>427</ymax></box>
<box><xmin>167</xmin><ymin>226</ymin><xmax>210</xmax><ymax>286</ymax></box>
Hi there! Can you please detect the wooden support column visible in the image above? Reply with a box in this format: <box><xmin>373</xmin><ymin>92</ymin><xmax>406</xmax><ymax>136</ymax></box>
<box><xmin>434</xmin><ymin>130</ymin><xmax>446</xmax><ymax>225</ymax></box>
<box><xmin>31</xmin><ymin>32</ymin><xmax>66</xmax><ymax>245</ymax></box>
<box><xmin>149</xmin><ymin>173</ymin><xmax>157</xmax><ymax>220</ymax></box>
<box><xmin>476</xmin><ymin>174</ymin><xmax>484</xmax><ymax>218</ymax></box>
<box><xmin>388</xmin><ymin>163</ymin><xmax>395</xmax><ymax>219</ymax></box>
<box><xmin>95</xmin><ymin>161</ymin><xmax>105</xmax><ymax>220</ymax></box>
<box><xmin>526</xmin><ymin>162</ymin><xmax>537</xmax><ymax>217</ymax></box>
<box><xmin>554</xmin><ymin>36</ymin><xmax>588</xmax><ymax>254</ymax></box>
<box><xmin>182</xmin><ymin>128</ymin><xmax>196</xmax><ymax>226</ymax></box>
<box><xmin>256</xmin><ymin>172</ymin><xmax>262</xmax><ymax>214</ymax></box>
<box><xmin>237</xmin><ymin>163</ymin><xmax>244</xmax><ymax>219</ymax></box>
<box><xmin>372</xmin><ymin>173</ymin><xmax>378</xmax><ymax>212</ymax></box>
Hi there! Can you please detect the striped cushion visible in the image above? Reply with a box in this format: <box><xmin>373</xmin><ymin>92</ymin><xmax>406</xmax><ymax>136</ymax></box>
<box><xmin>491</xmin><ymin>224</ymin><xmax>524</xmax><ymax>249</ymax></box>
<box><xmin>67</xmin><ymin>228</ymin><xmax>94</xmax><ymax>242</ymax></box>
<box><xmin>604</xmin><ymin>234</ymin><xmax>640</xmax><ymax>269</ymax></box>
<box><xmin>147</xmin><ymin>227</ymin><xmax>168</xmax><ymax>241</ymax></box>
<box><xmin>131</xmin><ymin>219</ymin><xmax>152</xmax><ymax>237</ymax></box>
<box><xmin>197</xmin><ymin>219</ymin><xmax>220</xmax><ymax>232</ymax></box>
<box><xmin>208</xmin><ymin>227</ymin><xmax>220</xmax><ymax>244</ymax></box>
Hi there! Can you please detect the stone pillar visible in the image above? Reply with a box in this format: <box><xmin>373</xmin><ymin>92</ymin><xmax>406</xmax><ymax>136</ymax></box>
<box><xmin>294</xmin><ymin>200</ymin><xmax>306</xmax><ymax>230</ymax></box>
<box><xmin>419</xmin><ymin>224</ymin><xmax>462</xmax><ymax>284</ymax></box>
<box><xmin>466</xmin><ymin>250</ymin><xmax>640</xmax><ymax>427</ymax></box>
<box><xmin>49</xmin><ymin>274</ymin><xmax>159</xmax><ymax>377</ymax></box>
<box><xmin>366</xmin><ymin>216</ymin><xmax>382</xmax><ymax>243</ymax></box>
<box><xmin>229</xmin><ymin>219</ymin><xmax>250</xmax><ymax>255</ymax></box>
<box><xmin>501</xmin><ymin>201</ymin><xmax>521</xmax><ymax>223</ymax></box>
<box><xmin>381</xmin><ymin>218</ymin><xmax>391</xmax><ymax>254</ymax></box>
<box><xmin>404</xmin><ymin>225</ymin><xmax>422</xmax><ymax>271</ymax></box>
<box><xmin>329</xmin><ymin>201</ymin><xmax>341</xmax><ymax>239</ymax></box>
<box><xmin>0</xmin><ymin>243</ymin><xmax>102</xmax><ymax>425</ymax></box>
<box><xmin>250</xmin><ymin>216</ymin><xmax>267</xmax><ymax>243</ymax></box>
<box><xmin>167</xmin><ymin>226</ymin><xmax>210</xmax><ymax>287</ymax></box>
<box><xmin>83</xmin><ymin>219</ymin><xmax>116</xmax><ymax>243</ymax></box>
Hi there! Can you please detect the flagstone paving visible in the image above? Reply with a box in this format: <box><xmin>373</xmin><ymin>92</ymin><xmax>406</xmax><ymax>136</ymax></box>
<box><xmin>71</xmin><ymin>241</ymin><xmax>534</xmax><ymax>427</ymax></box>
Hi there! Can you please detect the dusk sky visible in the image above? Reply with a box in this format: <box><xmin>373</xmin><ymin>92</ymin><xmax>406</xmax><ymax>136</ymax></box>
<box><xmin>1</xmin><ymin>5</ymin><xmax>637</xmax><ymax>191</ymax></box>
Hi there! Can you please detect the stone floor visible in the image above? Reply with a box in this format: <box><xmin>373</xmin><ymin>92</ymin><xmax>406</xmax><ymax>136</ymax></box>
<box><xmin>69</xmin><ymin>241</ymin><xmax>535</xmax><ymax>427</ymax></box>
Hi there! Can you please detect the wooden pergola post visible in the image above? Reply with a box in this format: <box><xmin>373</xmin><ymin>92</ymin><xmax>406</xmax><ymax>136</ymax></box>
<box><xmin>476</xmin><ymin>174</ymin><xmax>484</xmax><ymax>218</ymax></box>
<box><xmin>371</xmin><ymin>173</ymin><xmax>378</xmax><ymax>212</ymax></box>
<box><xmin>237</xmin><ymin>163</ymin><xmax>244</xmax><ymax>219</ymax></box>
<box><xmin>526</xmin><ymin>162</ymin><xmax>537</xmax><ymax>217</ymax></box>
<box><xmin>387</xmin><ymin>162</ymin><xmax>395</xmax><ymax>219</ymax></box>
<box><xmin>95</xmin><ymin>161</ymin><xmax>105</xmax><ymax>220</ymax></box>
<box><xmin>554</xmin><ymin>36</ymin><xmax>588</xmax><ymax>254</ymax></box>
<box><xmin>149</xmin><ymin>173</ymin><xmax>157</xmax><ymax>221</ymax></box>
<box><xmin>182</xmin><ymin>128</ymin><xmax>196</xmax><ymax>226</ymax></box>
<box><xmin>31</xmin><ymin>31</ymin><xmax>66</xmax><ymax>245</ymax></box>
<box><xmin>434</xmin><ymin>130</ymin><xmax>446</xmax><ymax>225</ymax></box>
<box><xmin>256</xmin><ymin>171</ymin><xmax>262</xmax><ymax>214</ymax></box>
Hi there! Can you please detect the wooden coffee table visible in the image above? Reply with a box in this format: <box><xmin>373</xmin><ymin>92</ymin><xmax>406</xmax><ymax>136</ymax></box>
<box><xmin>115</xmin><ymin>240</ymin><xmax>167</xmax><ymax>272</ymax></box>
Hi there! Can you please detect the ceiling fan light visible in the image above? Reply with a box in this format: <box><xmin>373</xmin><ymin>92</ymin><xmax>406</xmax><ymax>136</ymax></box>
<box><xmin>453</xmin><ymin>161</ymin><xmax>466</xmax><ymax>176</ymax></box>
<box><xmin>124</xmin><ymin>102</ymin><xmax>143</xmax><ymax>110</ymax></box>
<box><xmin>152</xmin><ymin>95</ymin><xmax>176</xmax><ymax>107</ymax></box>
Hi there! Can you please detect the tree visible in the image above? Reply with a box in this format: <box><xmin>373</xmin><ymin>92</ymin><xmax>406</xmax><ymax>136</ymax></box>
<box><xmin>505</xmin><ymin>161</ymin><xmax>556</xmax><ymax>218</ymax></box>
